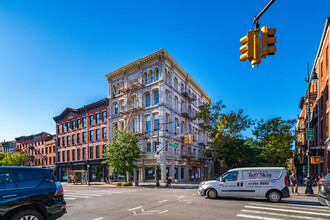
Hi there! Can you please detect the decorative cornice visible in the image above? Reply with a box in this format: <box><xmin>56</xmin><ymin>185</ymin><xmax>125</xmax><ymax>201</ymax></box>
<box><xmin>105</xmin><ymin>49</ymin><xmax>212</xmax><ymax>103</ymax></box>
<box><xmin>53</xmin><ymin>98</ymin><xmax>109</xmax><ymax>123</ymax></box>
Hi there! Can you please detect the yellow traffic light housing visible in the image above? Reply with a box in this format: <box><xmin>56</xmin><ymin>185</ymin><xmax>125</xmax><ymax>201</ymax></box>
<box><xmin>184</xmin><ymin>135</ymin><xmax>189</xmax><ymax>144</ymax></box>
<box><xmin>260</xmin><ymin>26</ymin><xmax>277</xmax><ymax>58</ymax></box>
<box><xmin>251</xmin><ymin>32</ymin><xmax>261</xmax><ymax>66</ymax></box>
<box><xmin>188</xmin><ymin>135</ymin><xmax>194</xmax><ymax>144</ymax></box>
<box><xmin>240</xmin><ymin>30</ymin><xmax>255</xmax><ymax>62</ymax></box>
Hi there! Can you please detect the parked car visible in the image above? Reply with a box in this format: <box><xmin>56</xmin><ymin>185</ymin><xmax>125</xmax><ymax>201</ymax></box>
<box><xmin>198</xmin><ymin>167</ymin><xmax>290</xmax><ymax>203</ymax></box>
<box><xmin>0</xmin><ymin>166</ymin><xmax>66</xmax><ymax>220</ymax></box>
<box><xmin>318</xmin><ymin>174</ymin><xmax>330</xmax><ymax>207</ymax></box>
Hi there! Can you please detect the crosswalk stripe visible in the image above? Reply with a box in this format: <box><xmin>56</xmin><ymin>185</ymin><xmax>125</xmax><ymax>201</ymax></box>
<box><xmin>241</xmin><ymin>209</ymin><xmax>328</xmax><ymax>220</ymax></box>
<box><xmin>237</xmin><ymin>214</ymin><xmax>283</xmax><ymax>220</ymax></box>
<box><xmin>64</xmin><ymin>197</ymin><xmax>77</xmax><ymax>200</ymax></box>
<box><xmin>65</xmin><ymin>194</ymin><xmax>91</xmax><ymax>198</ymax></box>
<box><xmin>244</xmin><ymin>206</ymin><xmax>330</xmax><ymax>217</ymax></box>
<box><xmin>66</xmin><ymin>193</ymin><xmax>103</xmax><ymax>197</ymax></box>
<box><xmin>247</xmin><ymin>203</ymin><xmax>330</xmax><ymax>213</ymax></box>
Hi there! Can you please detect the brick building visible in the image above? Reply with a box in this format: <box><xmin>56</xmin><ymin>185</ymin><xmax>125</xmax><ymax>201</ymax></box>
<box><xmin>15</xmin><ymin>132</ymin><xmax>52</xmax><ymax>167</ymax></box>
<box><xmin>295</xmin><ymin>17</ymin><xmax>330</xmax><ymax>178</ymax></box>
<box><xmin>44</xmin><ymin>135</ymin><xmax>57</xmax><ymax>170</ymax></box>
<box><xmin>53</xmin><ymin>98</ymin><xmax>109</xmax><ymax>182</ymax></box>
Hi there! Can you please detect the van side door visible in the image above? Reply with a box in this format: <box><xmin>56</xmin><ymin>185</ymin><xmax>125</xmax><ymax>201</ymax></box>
<box><xmin>0</xmin><ymin>170</ymin><xmax>22</xmax><ymax>216</ymax></box>
<box><xmin>219</xmin><ymin>171</ymin><xmax>240</xmax><ymax>197</ymax></box>
<box><xmin>239</xmin><ymin>169</ymin><xmax>260</xmax><ymax>197</ymax></box>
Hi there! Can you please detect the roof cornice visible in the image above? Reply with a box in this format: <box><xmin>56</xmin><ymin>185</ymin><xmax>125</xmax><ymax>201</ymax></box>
<box><xmin>105</xmin><ymin>49</ymin><xmax>212</xmax><ymax>103</ymax></box>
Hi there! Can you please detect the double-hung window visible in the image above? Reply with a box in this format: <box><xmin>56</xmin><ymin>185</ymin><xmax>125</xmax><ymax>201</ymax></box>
<box><xmin>146</xmin><ymin>116</ymin><xmax>151</xmax><ymax>131</ymax></box>
<box><xmin>146</xmin><ymin>93</ymin><xmax>150</xmax><ymax>107</ymax></box>
<box><xmin>154</xmin><ymin>90</ymin><xmax>159</xmax><ymax>105</ymax></box>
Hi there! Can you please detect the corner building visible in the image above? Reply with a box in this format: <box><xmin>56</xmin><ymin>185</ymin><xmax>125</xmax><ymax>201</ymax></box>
<box><xmin>105</xmin><ymin>49</ymin><xmax>211</xmax><ymax>182</ymax></box>
<box><xmin>295</xmin><ymin>17</ymin><xmax>330</xmax><ymax>178</ymax></box>
<box><xmin>53</xmin><ymin>98</ymin><xmax>109</xmax><ymax>182</ymax></box>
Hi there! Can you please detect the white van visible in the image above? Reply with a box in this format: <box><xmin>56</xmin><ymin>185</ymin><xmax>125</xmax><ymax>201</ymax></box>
<box><xmin>198</xmin><ymin>167</ymin><xmax>289</xmax><ymax>202</ymax></box>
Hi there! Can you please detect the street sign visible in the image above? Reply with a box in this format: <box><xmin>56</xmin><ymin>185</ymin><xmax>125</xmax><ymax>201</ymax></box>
<box><xmin>306</xmin><ymin>128</ymin><xmax>314</xmax><ymax>141</ymax></box>
<box><xmin>168</xmin><ymin>143</ymin><xmax>178</xmax><ymax>149</ymax></box>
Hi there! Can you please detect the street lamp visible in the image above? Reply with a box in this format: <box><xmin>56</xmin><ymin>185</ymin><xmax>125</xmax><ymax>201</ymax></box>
<box><xmin>155</xmin><ymin>121</ymin><xmax>180</xmax><ymax>187</ymax></box>
<box><xmin>305</xmin><ymin>70</ymin><xmax>318</xmax><ymax>194</ymax></box>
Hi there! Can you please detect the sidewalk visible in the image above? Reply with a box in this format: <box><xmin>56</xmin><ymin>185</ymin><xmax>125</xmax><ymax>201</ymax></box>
<box><xmin>289</xmin><ymin>186</ymin><xmax>318</xmax><ymax>197</ymax></box>
<box><xmin>61</xmin><ymin>181</ymin><xmax>200</xmax><ymax>189</ymax></box>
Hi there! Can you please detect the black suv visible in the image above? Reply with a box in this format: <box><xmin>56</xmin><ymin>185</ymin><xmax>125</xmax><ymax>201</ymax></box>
<box><xmin>0</xmin><ymin>167</ymin><xmax>66</xmax><ymax>220</ymax></box>
<box><xmin>318</xmin><ymin>174</ymin><xmax>330</xmax><ymax>208</ymax></box>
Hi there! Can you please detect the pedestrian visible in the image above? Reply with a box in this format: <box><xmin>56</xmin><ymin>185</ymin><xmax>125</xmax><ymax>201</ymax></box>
<box><xmin>289</xmin><ymin>171</ymin><xmax>298</xmax><ymax>194</ymax></box>
<box><xmin>191</xmin><ymin>175</ymin><xmax>194</xmax><ymax>182</ymax></box>
<box><xmin>168</xmin><ymin>176</ymin><xmax>173</xmax><ymax>187</ymax></box>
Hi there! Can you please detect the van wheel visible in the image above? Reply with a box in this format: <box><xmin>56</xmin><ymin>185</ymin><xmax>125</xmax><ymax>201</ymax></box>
<box><xmin>267</xmin><ymin>190</ymin><xmax>282</xmax><ymax>203</ymax></box>
<box><xmin>206</xmin><ymin>189</ymin><xmax>218</xmax><ymax>199</ymax></box>
<box><xmin>11</xmin><ymin>209</ymin><xmax>44</xmax><ymax>220</ymax></box>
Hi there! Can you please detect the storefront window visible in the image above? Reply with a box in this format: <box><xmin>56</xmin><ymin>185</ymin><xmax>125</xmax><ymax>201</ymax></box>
<box><xmin>175</xmin><ymin>167</ymin><xmax>178</xmax><ymax>179</ymax></box>
<box><xmin>91</xmin><ymin>165</ymin><xmax>102</xmax><ymax>182</ymax></box>
<box><xmin>61</xmin><ymin>167</ymin><xmax>68</xmax><ymax>181</ymax></box>
<box><xmin>145</xmin><ymin>167</ymin><xmax>155</xmax><ymax>180</ymax></box>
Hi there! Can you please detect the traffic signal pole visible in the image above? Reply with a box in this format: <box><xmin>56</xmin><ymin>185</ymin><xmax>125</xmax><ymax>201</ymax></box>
<box><xmin>252</xmin><ymin>0</ymin><xmax>276</xmax><ymax>29</ymax></box>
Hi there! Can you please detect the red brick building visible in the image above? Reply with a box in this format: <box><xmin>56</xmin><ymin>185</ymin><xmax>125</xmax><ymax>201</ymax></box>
<box><xmin>296</xmin><ymin>17</ymin><xmax>330</xmax><ymax>178</ymax></box>
<box><xmin>53</xmin><ymin>98</ymin><xmax>109</xmax><ymax>182</ymax></box>
<box><xmin>15</xmin><ymin>132</ymin><xmax>52</xmax><ymax>167</ymax></box>
<box><xmin>44</xmin><ymin>135</ymin><xmax>56</xmax><ymax>170</ymax></box>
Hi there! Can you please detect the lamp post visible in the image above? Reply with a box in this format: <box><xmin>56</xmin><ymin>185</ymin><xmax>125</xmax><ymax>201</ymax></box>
<box><xmin>305</xmin><ymin>70</ymin><xmax>318</xmax><ymax>194</ymax></box>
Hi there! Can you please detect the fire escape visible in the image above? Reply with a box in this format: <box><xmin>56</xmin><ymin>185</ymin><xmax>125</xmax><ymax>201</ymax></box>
<box><xmin>119</xmin><ymin>81</ymin><xmax>143</xmax><ymax>132</ymax></box>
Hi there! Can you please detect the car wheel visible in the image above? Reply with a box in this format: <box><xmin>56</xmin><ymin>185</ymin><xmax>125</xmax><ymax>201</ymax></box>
<box><xmin>11</xmin><ymin>209</ymin><xmax>44</xmax><ymax>220</ymax></box>
<box><xmin>267</xmin><ymin>190</ymin><xmax>282</xmax><ymax>203</ymax></box>
<box><xmin>206</xmin><ymin>188</ymin><xmax>218</xmax><ymax>199</ymax></box>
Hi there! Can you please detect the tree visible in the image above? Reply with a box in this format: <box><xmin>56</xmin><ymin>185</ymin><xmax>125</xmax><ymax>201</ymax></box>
<box><xmin>102</xmin><ymin>128</ymin><xmax>141</xmax><ymax>182</ymax></box>
<box><xmin>0</xmin><ymin>152</ymin><xmax>29</xmax><ymax>166</ymax></box>
<box><xmin>196</xmin><ymin>103</ymin><xmax>257</xmax><ymax>175</ymax></box>
<box><xmin>252</xmin><ymin>117</ymin><xmax>296</xmax><ymax>167</ymax></box>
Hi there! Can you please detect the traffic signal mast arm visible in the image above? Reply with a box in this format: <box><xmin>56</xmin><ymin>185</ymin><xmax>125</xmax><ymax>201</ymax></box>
<box><xmin>252</xmin><ymin>0</ymin><xmax>276</xmax><ymax>29</ymax></box>
<box><xmin>156</xmin><ymin>131</ymin><xmax>189</xmax><ymax>154</ymax></box>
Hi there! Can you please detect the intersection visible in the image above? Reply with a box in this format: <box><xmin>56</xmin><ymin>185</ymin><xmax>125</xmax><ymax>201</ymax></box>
<box><xmin>62</xmin><ymin>185</ymin><xmax>328</xmax><ymax>220</ymax></box>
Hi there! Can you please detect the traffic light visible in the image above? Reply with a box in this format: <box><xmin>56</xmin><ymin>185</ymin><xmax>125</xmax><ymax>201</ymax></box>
<box><xmin>240</xmin><ymin>30</ymin><xmax>255</xmax><ymax>62</ymax></box>
<box><xmin>260</xmin><ymin>26</ymin><xmax>277</xmax><ymax>58</ymax></box>
<box><xmin>184</xmin><ymin>135</ymin><xmax>189</xmax><ymax>144</ymax></box>
<box><xmin>188</xmin><ymin>135</ymin><xmax>194</xmax><ymax>144</ymax></box>
<box><xmin>251</xmin><ymin>32</ymin><xmax>261</xmax><ymax>66</ymax></box>
<box><xmin>311</xmin><ymin>156</ymin><xmax>324</xmax><ymax>164</ymax></box>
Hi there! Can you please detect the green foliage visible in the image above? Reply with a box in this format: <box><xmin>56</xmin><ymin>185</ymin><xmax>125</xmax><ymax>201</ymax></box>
<box><xmin>102</xmin><ymin>128</ymin><xmax>141</xmax><ymax>181</ymax></box>
<box><xmin>252</xmin><ymin>117</ymin><xmax>296</xmax><ymax>167</ymax></box>
<box><xmin>0</xmin><ymin>152</ymin><xmax>29</xmax><ymax>166</ymax></box>
<box><xmin>116</xmin><ymin>182</ymin><xmax>132</xmax><ymax>186</ymax></box>
<box><xmin>204</xmin><ymin>108</ymin><xmax>257</xmax><ymax>169</ymax></box>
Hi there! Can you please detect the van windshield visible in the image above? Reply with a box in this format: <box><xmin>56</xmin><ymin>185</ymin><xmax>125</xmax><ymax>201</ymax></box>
<box><xmin>218</xmin><ymin>171</ymin><xmax>238</xmax><ymax>182</ymax></box>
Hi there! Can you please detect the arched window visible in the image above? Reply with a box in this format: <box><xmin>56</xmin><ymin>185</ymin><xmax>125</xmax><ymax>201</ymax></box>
<box><xmin>164</xmin><ymin>69</ymin><xmax>167</xmax><ymax>82</ymax></box>
<box><xmin>156</xmin><ymin>69</ymin><xmax>159</xmax><ymax>81</ymax></box>
<box><xmin>168</xmin><ymin>72</ymin><xmax>171</xmax><ymax>85</ymax></box>
<box><xmin>145</xmin><ymin>72</ymin><xmax>149</xmax><ymax>84</ymax></box>
<box><xmin>150</xmin><ymin>71</ymin><xmax>154</xmax><ymax>83</ymax></box>
<box><xmin>117</xmin><ymin>83</ymin><xmax>120</xmax><ymax>94</ymax></box>
<box><xmin>121</xmin><ymin>82</ymin><xmax>124</xmax><ymax>89</ymax></box>
<box><xmin>113</xmin><ymin>86</ymin><xmax>117</xmax><ymax>96</ymax></box>
<box><xmin>174</xmin><ymin>78</ymin><xmax>178</xmax><ymax>90</ymax></box>
<box><xmin>114</xmin><ymin>103</ymin><xmax>119</xmax><ymax>114</ymax></box>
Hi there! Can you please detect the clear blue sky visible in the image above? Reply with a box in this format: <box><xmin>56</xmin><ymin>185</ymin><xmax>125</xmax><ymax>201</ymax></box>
<box><xmin>0</xmin><ymin>0</ymin><xmax>329</xmax><ymax>141</ymax></box>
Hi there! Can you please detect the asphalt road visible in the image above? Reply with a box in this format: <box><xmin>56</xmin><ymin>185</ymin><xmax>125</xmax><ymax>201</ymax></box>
<box><xmin>60</xmin><ymin>185</ymin><xmax>329</xmax><ymax>220</ymax></box>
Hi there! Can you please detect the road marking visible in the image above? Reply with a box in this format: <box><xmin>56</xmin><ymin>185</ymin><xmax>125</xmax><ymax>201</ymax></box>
<box><xmin>128</xmin><ymin>206</ymin><xmax>143</xmax><ymax>211</ymax></box>
<box><xmin>65</xmin><ymin>195</ymin><xmax>91</xmax><ymax>198</ymax></box>
<box><xmin>158</xmin><ymin>200</ymin><xmax>168</xmax><ymax>203</ymax></box>
<box><xmin>178</xmin><ymin>196</ymin><xmax>185</xmax><ymax>198</ymax></box>
<box><xmin>244</xmin><ymin>206</ymin><xmax>330</xmax><ymax>217</ymax></box>
<box><xmin>249</xmin><ymin>201</ymin><xmax>327</xmax><ymax>209</ymax></box>
<box><xmin>241</xmin><ymin>209</ymin><xmax>328</xmax><ymax>220</ymax></box>
<box><xmin>247</xmin><ymin>203</ymin><xmax>330</xmax><ymax>213</ymax></box>
<box><xmin>64</xmin><ymin>197</ymin><xmax>77</xmax><ymax>200</ymax></box>
<box><xmin>237</xmin><ymin>214</ymin><xmax>283</xmax><ymax>220</ymax></box>
<box><xmin>159</xmin><ymin>210</ymin><xmax>168</xmax><ymax>214</ymax></box>
<box><xmin>66</xmin><ymin>193</ymin><xmax>103</xmax><ymax>197</ymax></box>
<box><xmin>93</xmin><ymin>218</ymin><xmax>104</xmax><ymax>220</ymax></box>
